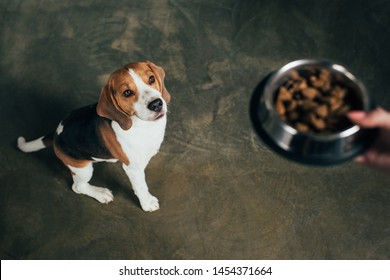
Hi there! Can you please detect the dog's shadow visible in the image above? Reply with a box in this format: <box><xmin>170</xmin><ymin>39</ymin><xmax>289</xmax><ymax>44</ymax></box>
<box><xmin>92</xmin><ymin>163</ymin><xmax>140</xmax><ymax>207</ymax></box>
<box><xmin>10</xmin><ymin>84</ymin><xmax>74</xmax><ymax>176</ymax></box>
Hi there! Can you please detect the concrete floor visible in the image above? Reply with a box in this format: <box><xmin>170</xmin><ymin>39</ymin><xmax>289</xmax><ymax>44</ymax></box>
<box><xmin>1</xmin><ymin>0</ymin><xmax>390</xmax><ymax>259</ymax></box>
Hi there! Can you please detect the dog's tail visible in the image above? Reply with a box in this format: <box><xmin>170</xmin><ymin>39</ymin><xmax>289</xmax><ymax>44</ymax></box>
<box><xmin>17</xmin><ymin>133</ymin><xmax>54</xmax><ymax>153</ymax></box>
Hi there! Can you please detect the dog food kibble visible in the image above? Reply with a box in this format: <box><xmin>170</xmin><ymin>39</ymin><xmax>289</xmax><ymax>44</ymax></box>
<box><xmin>275</xmin><ymin>69</ymin><xmax>361</xmax><ymax>133</ymax></box>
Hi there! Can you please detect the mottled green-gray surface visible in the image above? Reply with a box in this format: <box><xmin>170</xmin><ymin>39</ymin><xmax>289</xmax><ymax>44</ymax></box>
<box><xmin>1</xmin><ymin>0</ymin><xmax>390</xmax><ymax>259</ymax></box>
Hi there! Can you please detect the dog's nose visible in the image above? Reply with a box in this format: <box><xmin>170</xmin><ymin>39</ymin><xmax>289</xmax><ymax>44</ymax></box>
<box><xmin>147</xmin><ymin>98</ymin><xmax>163</xmax><ymax>112</ymax></box>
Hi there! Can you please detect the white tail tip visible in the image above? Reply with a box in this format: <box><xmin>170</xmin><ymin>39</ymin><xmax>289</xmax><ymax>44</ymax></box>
<box><xmin>17</xmin><ymin>136</ymin><xmax>46</xmax><ymax>153</ymax></box>
<box><xmin>17</xmin><ymin>137</ymin><xmax>27</xmax><ymax>151</ymax></box>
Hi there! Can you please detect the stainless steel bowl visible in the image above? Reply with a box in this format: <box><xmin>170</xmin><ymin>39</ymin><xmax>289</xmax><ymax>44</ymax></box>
<box><xmin>251</xmin><ymin>59</ymin><xmax>377</xmax><ymax>165</ymax></box>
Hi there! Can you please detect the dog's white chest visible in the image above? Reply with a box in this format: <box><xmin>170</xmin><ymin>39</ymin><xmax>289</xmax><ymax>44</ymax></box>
<box><xmin>112</xmin><ymin>115</ymin><xmax>167</xmax><ymax>167</ymax></box>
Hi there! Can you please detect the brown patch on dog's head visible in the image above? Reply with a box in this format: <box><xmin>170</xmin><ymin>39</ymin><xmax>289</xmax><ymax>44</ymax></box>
<box><xmin>97</xmin><ymin>61</ymin><xmax>171</xmax><ymax>129</ymax></box>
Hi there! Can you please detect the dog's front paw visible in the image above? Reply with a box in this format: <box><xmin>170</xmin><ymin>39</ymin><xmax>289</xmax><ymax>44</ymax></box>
<box><xmin>95</xmin><ymin>188</ymin><xmax>114</xmax><ymax>204</ymax></box>
<box><xmin>140</xmin><ymin>195</ymin><xmax>159</xmax><ymax>212</ymax></box>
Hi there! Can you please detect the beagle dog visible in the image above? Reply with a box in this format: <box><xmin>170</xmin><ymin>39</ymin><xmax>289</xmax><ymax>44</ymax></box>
<box><xmin>17</xmin><ymin>61</ymin><xmax>170</xmax><ymax>212</ymax></box>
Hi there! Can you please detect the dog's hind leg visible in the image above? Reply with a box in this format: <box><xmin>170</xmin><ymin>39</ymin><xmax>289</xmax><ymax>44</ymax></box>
<box><xmin>68</xmin><ymin>162</ymin><xmax>114</xmax><ymax>204</ymax></box>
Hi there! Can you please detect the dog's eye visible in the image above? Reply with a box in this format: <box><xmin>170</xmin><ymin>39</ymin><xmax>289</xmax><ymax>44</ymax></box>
<box><xmin>123</xmin><ymin>89</ymin><xmax>135</xmax><ymax>98</ymax></box>
<box><xmin>149</xmin><ymin>75</ymin><xmax>155</xmax><ymax>85</ymax></box>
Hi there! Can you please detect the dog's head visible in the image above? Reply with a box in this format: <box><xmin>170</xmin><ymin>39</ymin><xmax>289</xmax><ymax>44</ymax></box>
<box><xmin>97</xmin><ymin>61</ymin><xmax>171</xmax><ymax>130</ymax></box>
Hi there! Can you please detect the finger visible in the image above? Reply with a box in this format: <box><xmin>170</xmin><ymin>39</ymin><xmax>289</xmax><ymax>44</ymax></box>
<box><xmin>355</xmin><ymin>150</ymin><xmax>390</xmax><ymax>174</ymax></box>
<box><xmin>348</xmin><ymin>111</ymin><xmax>367</xmax><ymax>121</ymax></box>
<box><xmin>354</xmin><ymin>155</ymin><xmax>366</xmax><ymax>163</ymax></box>
<box><xmin>348</xmin><ymin>107</ymin><xmax>390</xmax><ymax>129</ymax></box>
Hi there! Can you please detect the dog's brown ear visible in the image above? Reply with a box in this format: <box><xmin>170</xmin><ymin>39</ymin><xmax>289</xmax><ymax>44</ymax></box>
<box><xmin>96</xmin><ymin>85</ymin><xmax>132</xmax><ymax>130</ymax></box>
<box><xmin>147</xmin><ymin>61</ymin><xmax>171</xmax><ymax>104</ymax></box>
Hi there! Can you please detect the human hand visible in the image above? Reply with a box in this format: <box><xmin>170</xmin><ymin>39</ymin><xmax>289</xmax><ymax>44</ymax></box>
<box><xmin>348</xmin><ymin>107</ymin><xmax>390</xmax><ymax>173</ymax></box>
